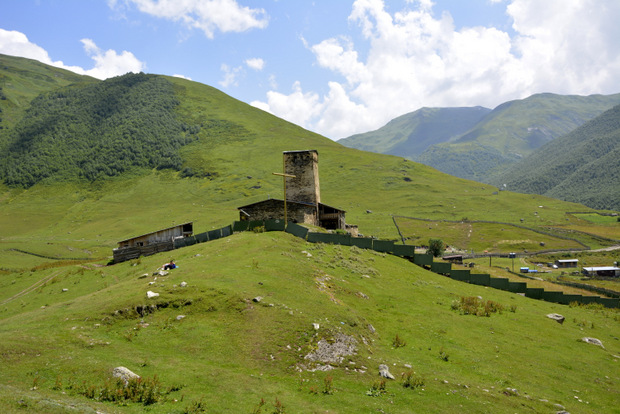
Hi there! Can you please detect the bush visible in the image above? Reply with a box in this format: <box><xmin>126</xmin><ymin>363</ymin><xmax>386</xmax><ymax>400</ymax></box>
<box><xmin>428</xmin><ymin>238</ymin><xmax>445</xmax><ymax>257</ymax></box>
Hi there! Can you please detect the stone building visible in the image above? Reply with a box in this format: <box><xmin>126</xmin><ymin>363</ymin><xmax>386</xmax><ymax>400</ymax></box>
<box><xmin>237</xmin><ymin>150</ymin><xmax>349</xmax><ymax>231</ymax></box>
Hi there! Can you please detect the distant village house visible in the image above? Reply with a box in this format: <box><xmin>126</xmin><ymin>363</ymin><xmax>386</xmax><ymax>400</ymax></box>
<box><xmin>555</xmin><ymin>259</ymin><xmax>579</xmax><ymax>268</ymax></box>
<box><xmin>582</xmin><ymin>266</ymin><xmax>620</xmax><ymax>278</ymax></box>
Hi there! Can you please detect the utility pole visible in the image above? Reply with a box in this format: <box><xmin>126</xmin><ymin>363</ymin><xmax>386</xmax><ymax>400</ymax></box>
<box><xmin>272</xmin><ymin>154</ymin><xmax>296</xmax><ymax>225</ymax></box>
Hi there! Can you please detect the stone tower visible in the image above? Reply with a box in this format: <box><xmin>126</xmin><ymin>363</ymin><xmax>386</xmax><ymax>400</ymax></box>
<box><xmin>283</xmin><ymin>150</ymin><xmax>320</xmax><ymax>205</ymax></box>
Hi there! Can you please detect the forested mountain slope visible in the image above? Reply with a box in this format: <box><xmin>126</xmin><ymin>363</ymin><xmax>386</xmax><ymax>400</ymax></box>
<box><xmin>492</xmin><ymin>104</ymin><xmax>620</xmax><ymax>211</ymax></box>
<box><xmin>339</xmin><ymin>106</ymin><xmax>491</xmax><ymax>159</ymax></box>
<box><xmin>341</xmin><ymin>92</ymin><xmax>620</xmax><ymax>183</ymax></box>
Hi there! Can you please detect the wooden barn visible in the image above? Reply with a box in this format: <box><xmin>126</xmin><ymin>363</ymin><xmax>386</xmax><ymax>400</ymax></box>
<box><xmin>113</xmin><ymin>222</ymin><xmax>193</xmax><ymax>263</ymax></box>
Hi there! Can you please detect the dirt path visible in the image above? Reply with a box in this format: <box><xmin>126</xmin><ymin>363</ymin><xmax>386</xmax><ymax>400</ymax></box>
<box><xmin>0</xmin><ymin>270</ymin><xmax>62</xmax><ymax>306</ymax></box>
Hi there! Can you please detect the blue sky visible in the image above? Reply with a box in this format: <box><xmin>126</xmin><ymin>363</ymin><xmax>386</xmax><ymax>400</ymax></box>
<box><xmin>2</xmin><ymin>0</ymin><xmax>619</xmax><ymax>139</ymax></box>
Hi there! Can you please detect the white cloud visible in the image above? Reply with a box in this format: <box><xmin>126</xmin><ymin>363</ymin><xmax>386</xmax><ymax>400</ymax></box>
<box><xmin>0</xmin><ymin>29</ymin><xmax>85</xmax><ymax>74</ymax></box>
<box><xmin>80</xmin><ymin>38</ymin><xmax>145</xmax><ymax>79</ymax></box>
<box><xmin>121</xmin><ymin>0</ymin><xmax>268</xmax><ymax>38</ymax></box>
<box><xmin>251</xmin><ymin>81</ymin><xmax>323</xmax><ymax>130</ymax></box>
<box><xmin>245</xmin><ymin>57</ymin><xmax>264</xmax><ymax>71</ymax></box>
<box><xmin>254</xmin><ymin>0</ymin><xmax>620</xmax><ymax>139</ymax></box>
<box><xmin>0</xmin><ymin>29</ymin><xmax>145</xmax><ymax>80</ymax></box>
<box><xmin>219</xmin><ymin>63</ymin><xmax>243</xmax><ymax>88</ymax></box>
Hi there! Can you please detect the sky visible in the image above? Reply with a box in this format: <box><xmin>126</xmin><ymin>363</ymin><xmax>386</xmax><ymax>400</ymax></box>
<box><xmin>1</xmin><ymin>0</ymin><xmax>619</xmax><ymax>140</ymax></box>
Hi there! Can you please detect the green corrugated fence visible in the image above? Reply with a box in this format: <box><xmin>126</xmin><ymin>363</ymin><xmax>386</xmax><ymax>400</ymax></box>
<box><xmin>350</xmin><ymin>237</ymin><xmax>373</xmax><ymax>249</ymax></box>
<box><xmin>285</xmin><ymin>222</ymin><xmax>309</xmax><ymax>239</ymax></box>
<box><xmin>372</xmin><ymin>240</ymin><xmax>395</xmax><ymax>253</ymax></box>
<box><xmin>450</xmin><ymin>269</ymin><xmax>471</xmax><ymax>282</ymax></box>
<box><xmin>233</xmin><ymin>221</ymin><xmax>249</xmax><ymax>232</ymax></box>
<box><xmin>489</xmin><ymin>277</ymin><xmax>510</xmax><ymax>291</ymax></box>
<box><xmin>413</xmin><ymin>254</ymin><xmax>433</xmax><ymax>267</ymax></box>
<box><xmin>392</xmin><ymin>244</ymin><xmax>415</xmax><ymax>257</ymax></box>
<box><xmin>470</xmin><ymin>273</ymin><xmax>490</xmax><ymax>286</ymax></box>
<box><xmin>431</xmin><ymin>261</ymin><xmax>451</xmax><ymax>275</ymax></box>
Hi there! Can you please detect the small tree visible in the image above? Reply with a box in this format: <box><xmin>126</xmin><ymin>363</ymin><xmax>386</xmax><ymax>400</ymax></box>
<box><xmin>428</xmin><ymin>238</ymin><xmax>445</xmax><ymax>257</ymax></box>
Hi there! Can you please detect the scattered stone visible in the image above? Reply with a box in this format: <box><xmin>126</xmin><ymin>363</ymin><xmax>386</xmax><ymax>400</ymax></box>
<box><xmin>62</xmin><ymin>288</ymin><xmax>68</xmax><ymax>292</ymax></box>
<box><xmin>176</xmin><ymin>315</ymin><xmax>186</xmax><ymax>321</ymax></box>
<box><xmin>138</xmin><ymin>274</ymin><xmax>149</xmax><ymax>279</ymax></box>
<box><xmin>378</xmin><ymin>364</ymin><xmax>395</xmax><ymax>380</ymax></box>
<box><xmin>581</xmin><ymin>337</ymin><xmax>604</xmax><ymax>348</ymax></box>
<box><xmin>253</xmin><ymin>296</ymin><xmax>263</xmax><ymax>303</ymax></box>
<box><xmin>357</xmin><ymin>292</ymin><xmax>369</xmax><ymax>299</ymax></box>
<box><xmin>304</xmin><ymin>333</ymin><xmax>357</xmax><ymax>365</ymax></box>
<box><xmin>146</xmin><ymin>291</ymin><xmax>159</xmax><ymax>299</ymax></box>
<box><xmin>312</xmin><ymin>323</ymin><xmax>320</xmax><ymax>330</ymax></box>
<box><xmin>368</xmin><ymin>324</ymin><xmax>376</xmax><ymax>334</ymax></box>
<box><xmin>112</xmin><ymin>367</ymin><xmax>140</xmax><ymax>385</ymax></box>
<box><xmin>154</xmin><ymin>270</ymin><xmax>169</xmax><ymax>277</ymax></box>
<box><xmin>180</xmin><ymin>281</ymin><xmax>188</xmax><ymax>288</ymax></box>
<box><xmin>149</xmin><ymin>282</ymin><xmax>155</xmax><ymax>285</ymax></box>
<box><xmin>547</xmin><ymin>313</ymin><xmax>565</xmax><ymax>324</ymax></box>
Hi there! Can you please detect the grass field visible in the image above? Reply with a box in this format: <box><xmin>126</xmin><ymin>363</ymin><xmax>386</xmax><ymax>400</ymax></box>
<box><xmin>1</xmin><ymin>231</ymin><xmax>619</xmax><ymax>413</ymax></box>
<box><xmin>1</xmin><ymin>65</ymin><xmax>619</xmax><ymax>413</ymax></box>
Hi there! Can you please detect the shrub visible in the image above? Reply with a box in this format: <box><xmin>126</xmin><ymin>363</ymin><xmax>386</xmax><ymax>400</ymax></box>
<box><xmin>392</xmin><ymin>334</ymin><xmax>407</xmax><ymax>348</ymax></box>
<box><xmin>452</xmin><ymin>296</ymin><xmax>505</xmax><ymax>317</ymax></box>
<box><xmin>401</xmin><ymin>371</ymin><xmax>425</xmax><ymax>389</ymax></box>
<box><xmin>366</xmin><ymin>379</ymin><xmax>388</xmax><ymax>397</ymax></box>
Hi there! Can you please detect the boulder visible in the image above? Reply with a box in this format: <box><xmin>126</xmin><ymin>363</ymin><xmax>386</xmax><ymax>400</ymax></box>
<box><xmin>180</xmin><ymin>281</ymin><xmax>188</xmax><ymax>288</ymax></box>
<box><xmin>581</xmin><ymin>337</ymin><xmax>604</xmax><ymax>348</ymax></box>
<box><xmin>378</xmin><ymin>364</ymin><xmax>395</xmax><ymax>380</ymax></box>
<box><xmin>252</xmin><ymin>296</ymin><xmax>263</xmax><ymax>303</ymax></box>
<box><xmin>146</xmin><ymin>291</ymin><xmax>159</xmax><ymax>299</ymax></box>
<box><xmin>112</xmin><ymin>367</ymin><xmax>140</xmax><ymax>385</ymax></box>
<box><xmin>547</xmin><ymin>313</ymin><xmax>565</xmax><ymax>324</ymax></box>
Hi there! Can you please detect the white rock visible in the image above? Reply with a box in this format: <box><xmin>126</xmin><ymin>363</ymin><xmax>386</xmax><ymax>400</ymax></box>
<box><xmin>180</xmin><ymin>281</ymin><xmax>188</xmax><ymax>288</ymax></box>
<box><xmin>582</xmin><ymin>337</ymin><xmax>604</xmax><ymax>348</ymax></box>
<box><xmin>313</xmin><ymin>323</ymin><xmax>320</xmax><ymax>330</ymax></box>
<box><xmin>146</xmin><ymin>291</ymin><xmax>159</xmax><ymax>299</ymax></box>
<box><xmin>378</xmin><ymin>364</ymin><xmax>395</xmax><ymax>380</ymax></box>
<box><xmin>113</xmin><ymin>367</ymin><xmax>140</xmax><ymax>385</ymax></box>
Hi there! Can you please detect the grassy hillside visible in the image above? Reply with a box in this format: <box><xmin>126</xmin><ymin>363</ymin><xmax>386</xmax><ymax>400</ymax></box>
<box><xmin>492</xmin><ymin>104</ymin><xmax>620</xmax><ymax>211</ymax></box>
<box><xmin>0</xmin><ymin>55</ymin><xmax>619</xmax><ymax>413</ymax></box>
<box><xmin>339</xmin><ymin>106</ymin><xmax>491</xmax><ymax>159</ymax></box>
<box><xmin>2</xmin><ymin>231</ymin><xmax>619</xmax><ymax>413</ymax></box>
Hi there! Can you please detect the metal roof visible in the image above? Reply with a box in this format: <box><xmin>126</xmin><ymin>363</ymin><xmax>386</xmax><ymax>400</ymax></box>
<box><xmin>117</xmin><ymin>221</ymin><xmax>193</xmax><ymax>244</ymax></box>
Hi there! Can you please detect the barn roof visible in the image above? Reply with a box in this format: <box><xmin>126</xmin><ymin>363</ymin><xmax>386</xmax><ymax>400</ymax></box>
<box><xmin>117</xmin><ymin>221</ymin><xmax>193</xmax><ymax>244</ymax></box>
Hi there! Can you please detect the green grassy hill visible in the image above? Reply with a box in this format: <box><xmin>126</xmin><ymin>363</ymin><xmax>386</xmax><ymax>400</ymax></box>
<box><xmin>418</xmin><ymin>93</ymin><xmax>620</xmax><ymax>182</ymax></box>
<box><xmin>0</xmin><ymin>55</ymin><xmax>619</xmax><ymax>414</ymax></box>
<box><xmin>492</xmin><ymin>104</ymin><xmax>620</xmax><ymax>211</ymax></box>
<box><xmin>2</xmin><ymin>231</ymin><xmax>619</xmax><ymax>414</ymax></box>
<box><xmin>339</xmin><ymin>106</ymin><xmax>491</xmax><ymax>159</ymax></box>
<box><xmin>339</xmin><ymin>91</ymin><xmax>620</xmax><ymax>183</ymax></box>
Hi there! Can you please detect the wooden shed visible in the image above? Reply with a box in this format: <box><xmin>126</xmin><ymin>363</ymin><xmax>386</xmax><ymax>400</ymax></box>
<box><xmin>113</xmin><ymin>222</ymin><xmax>193</xmax><ymax>263</ymax></box>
